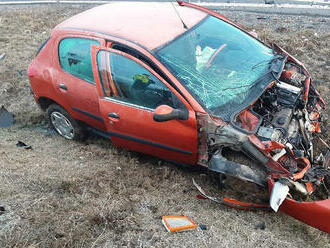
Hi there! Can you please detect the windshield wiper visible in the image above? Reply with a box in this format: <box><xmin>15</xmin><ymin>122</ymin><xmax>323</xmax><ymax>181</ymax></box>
<box><xmin>269</xmin><ymin>54</ymin><xmax>287</xmax><ymax>74</ymax></box>
<box><xmin>251</xmin><ymin>54</ymin><xmax>283</xmax><ymax>70</ymax></box>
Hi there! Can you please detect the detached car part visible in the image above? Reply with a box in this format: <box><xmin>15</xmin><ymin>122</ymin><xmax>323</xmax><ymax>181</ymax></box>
<box><xmin>0</xmin><ymin>106</ymin><xmax>14</xmax><ymax>127</ymax></box>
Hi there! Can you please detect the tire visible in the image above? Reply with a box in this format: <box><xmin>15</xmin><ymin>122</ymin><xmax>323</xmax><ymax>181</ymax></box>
<box><xmin>46</xmin><ymin>104</ymin><xmax>85</xmax><ymax>140</ymax></box>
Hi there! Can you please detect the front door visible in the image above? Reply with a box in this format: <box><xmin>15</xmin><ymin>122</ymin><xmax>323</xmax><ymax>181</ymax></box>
<box><xmin>92</xmin><ymin>47</ymin><xmax>198</xmax><ymax>164</ymax></box>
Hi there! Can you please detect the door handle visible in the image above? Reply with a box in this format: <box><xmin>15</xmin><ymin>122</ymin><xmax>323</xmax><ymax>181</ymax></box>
<box><xmin>108</xmin><ymin>112</ymin><xmax>120</xmax><ymax>119</ymax></box>
<box><xmin>59</xmin><ymin>83</ymin><xmax>67</xmax><ymax>90</ymax></box>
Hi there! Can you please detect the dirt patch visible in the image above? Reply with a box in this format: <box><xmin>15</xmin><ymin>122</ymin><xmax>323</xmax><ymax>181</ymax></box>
<box><xmin>0</xmin><ymin>4</ymin><xmax>330</xmax><ymax>248</ymax></box>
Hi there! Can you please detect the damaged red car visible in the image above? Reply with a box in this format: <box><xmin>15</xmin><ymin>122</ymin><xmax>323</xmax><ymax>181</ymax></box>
<box><xmin>28</xmin><ymin>1</ymin><xmax>330</xmax><ymax>233</ymax></box>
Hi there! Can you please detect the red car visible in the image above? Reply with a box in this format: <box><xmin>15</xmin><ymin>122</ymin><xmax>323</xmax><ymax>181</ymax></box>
<box><xmin>28</xmin><ymin>1</ymin><xmax>330</xmax><ymax>233</ymax></box>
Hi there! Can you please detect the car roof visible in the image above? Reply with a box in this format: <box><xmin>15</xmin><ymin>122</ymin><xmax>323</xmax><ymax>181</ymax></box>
<box><xmin>54</xmin><ymin>2</ymin><xmax>207</xmax><ymax>50</ymax></box>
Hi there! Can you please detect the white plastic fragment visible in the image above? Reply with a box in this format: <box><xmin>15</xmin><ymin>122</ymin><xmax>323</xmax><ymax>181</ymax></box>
<box><xmin>0</xmin><ymin>53</ymin><xmax>6</xmax><ymax>61</ymax></box>
<box><xmin>270</xmin><ymin>181</ymin><xmax>290</xmax><ymax>212</ymax></box>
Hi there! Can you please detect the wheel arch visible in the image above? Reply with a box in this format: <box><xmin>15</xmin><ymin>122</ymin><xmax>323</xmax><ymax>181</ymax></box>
<box><xmin>37</xmin><ymin>97</ymin><xmax>61</xmax><ymax>111</ymax></box>
<box><xmin>38</xmin><ymin>96</ymin><xmax>89</xmax><ymax>129</ymax></box>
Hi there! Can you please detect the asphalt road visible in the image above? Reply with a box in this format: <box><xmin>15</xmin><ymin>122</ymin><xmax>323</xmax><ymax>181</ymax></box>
<box><xmin>1</xmin><ymin>0</ymin><xmax>329</xmax><ymax>16</ymax></box>
<box><xmin>0</xmin><ymin>0</ymin><xmax>328</xmax><ymax>3</ymax></box>
<box><xmin>0</xmin><ymin>0</ymin><xmax>329</xmax><ymax>4</ymax></box>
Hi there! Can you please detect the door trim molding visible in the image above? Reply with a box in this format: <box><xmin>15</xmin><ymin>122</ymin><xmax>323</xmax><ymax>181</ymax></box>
<box><xmin>90</xmin><ymin>128</ymin><xmax>193</xmax><ymax>155</ymax></box>
<box><xmin>72</xmin><ymin>107</ymin><xmax>104</xmax><ymax>122</ymax></box>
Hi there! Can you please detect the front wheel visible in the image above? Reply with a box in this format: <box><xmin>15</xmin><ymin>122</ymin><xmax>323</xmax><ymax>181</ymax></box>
<box><xmin>47</xmin><ymin>104</ymin><xmax>84</xmax><ymax>140</ymax></box>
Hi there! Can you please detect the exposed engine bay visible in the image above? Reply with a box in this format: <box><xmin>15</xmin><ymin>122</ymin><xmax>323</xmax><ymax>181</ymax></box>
<box><xmin>196</xmin><ymin>47</ymin><xmax>330</xmax><ymax>233</ymax></box>
<box><xmin>252</xmin><ymin>62</ymin><xmax>330</xmax><ymax>191</ymax></box>
<box><xmin>252</xmin><ymin>61</ymin><xmax>330</xmax><ymax>201</ymax></box>
<box><xmin>254</xmin><ymin>68</ymin><xmax>318</xmax><ymax>163</ymax></box>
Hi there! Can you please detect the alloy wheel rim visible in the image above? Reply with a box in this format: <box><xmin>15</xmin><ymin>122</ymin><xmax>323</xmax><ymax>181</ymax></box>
<box><xmin>50</xmin><ymin>111</ymin><xmax>74</xmax><ymax>139</ymax></box>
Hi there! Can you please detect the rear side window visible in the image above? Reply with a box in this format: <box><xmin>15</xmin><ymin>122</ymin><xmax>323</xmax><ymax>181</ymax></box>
<box><xmin>58</xmin><ymin>38</ymin><xmax>99</xmax><ymax>83</ymax></box>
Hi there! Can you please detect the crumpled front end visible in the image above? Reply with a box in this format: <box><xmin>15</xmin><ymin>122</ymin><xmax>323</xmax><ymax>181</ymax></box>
<box><xmin>197</xmin><ymin>45</ymin><xmax>330</xmax><ymax>233</ymax></box>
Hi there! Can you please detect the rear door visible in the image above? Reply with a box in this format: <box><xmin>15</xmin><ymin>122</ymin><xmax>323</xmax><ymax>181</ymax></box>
<box><xmin>53</xmin><ymin>36</ymin><xmax>106</xmax><ymax>130</ymax></box>
<box><xmin>92</xmin><ymin>46</ymin><xmax>198</xmax><ymax>164</ymax></box>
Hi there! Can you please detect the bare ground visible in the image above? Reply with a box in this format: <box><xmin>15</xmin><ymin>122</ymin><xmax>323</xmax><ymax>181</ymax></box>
<box><xmin>0</xmin><ymin>4</ymin><xmax>330</xmax><ymax>248</ymax></box>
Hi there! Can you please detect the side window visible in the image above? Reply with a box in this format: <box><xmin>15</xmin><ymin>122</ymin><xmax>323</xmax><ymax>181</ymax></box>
<box><xmin>97</xmin><ymin>51</ymin><xmax>182</xmax><ymax>110</ymax></box>
<box><xmin>59</xmin><ymin>38</ymin><xmax>100</xmax><ymax>83</ymax></box>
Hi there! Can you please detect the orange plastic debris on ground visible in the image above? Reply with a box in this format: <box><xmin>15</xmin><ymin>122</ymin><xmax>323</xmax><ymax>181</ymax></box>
<box><xmin>162</xmin><ymin>216</ymin><xmax>197</xmax><ymax>233</ymax></box>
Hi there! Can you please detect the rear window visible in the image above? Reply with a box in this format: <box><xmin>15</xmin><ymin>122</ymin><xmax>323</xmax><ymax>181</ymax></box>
<box><xmin>58</xmin><ymin>37</ymin><xmax>100</xmax><ymax>83</ymax></box>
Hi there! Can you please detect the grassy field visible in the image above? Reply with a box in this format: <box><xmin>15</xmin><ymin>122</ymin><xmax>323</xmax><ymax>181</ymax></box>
<box><xmin>0</xmin><ymin>4</ymin><xmax>329</xmax><ymax>247</ymax></box>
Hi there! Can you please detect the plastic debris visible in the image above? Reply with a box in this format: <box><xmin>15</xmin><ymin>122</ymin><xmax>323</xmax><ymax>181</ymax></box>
<box><xmin>0</xmin><ymin>53</ymin><xmax>5</xmax><ymax>61</ymax></box>
<box><xmin>198</xmin><ymin>224</ymin><xmax>207</xmax><ymax>230</ymax></box>
<box><xmin>0</xmin><ymin>106</ymin><xmax>14</xmax><ymax>127</ymax></box>
<box><xmin>270</xmin><ymin>181</ymin><xmax>289</xmax><ymax>212</ymax></box>
<box><xmin>257</xmin><ymin>17</ymin><xmax>270</xmax><ymax>20</ymax></box>
<box><xmin>193</xmin><ymin>178</ymin><xmax>270</xmax><ymax>211</ymax></box>
<box><xmin>162</xmin><ymin>216</ymin><xmax>197</xmax><ymax>233</ymax></box>
<box><xmin>0</xmin><ymin>206</ymin><xmax>5</xmax><ymax>216</ymax></box>
<box><xmin>255</xmin><ymin>222</ymin><xmax>266</xmax><ymax>230</ymax></box>
<box><xmin>16</xmin><ymin>141</ymin><xmax>32</xmax><ymax>150</ymax></box>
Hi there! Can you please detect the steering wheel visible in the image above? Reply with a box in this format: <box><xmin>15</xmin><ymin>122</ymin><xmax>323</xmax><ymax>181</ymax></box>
<box><xmin>205</xmin><ymin>44</ymin><xmax>227</xmax><ymax>68</ymax></box>
<box><xmin>129</xmin><ymin>82</ymin><xmax>172</xmax><ymax>108</ymax></box>
<box><xmin>148</xmin><ymin>89</ymin><xmax>173</xmax><ymax>108</ymax></box>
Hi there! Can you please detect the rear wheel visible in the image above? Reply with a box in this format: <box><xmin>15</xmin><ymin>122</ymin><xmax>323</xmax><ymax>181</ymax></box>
<box><xmin>47</xmin><ymin>104</ymin><xmax>84</xmax><ymax>140</ymax></box>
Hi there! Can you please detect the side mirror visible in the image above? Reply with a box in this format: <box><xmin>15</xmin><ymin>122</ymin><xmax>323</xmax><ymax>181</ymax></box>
<box><xmin>153</xmin><ymin>105</ymin><xmax>188</xmax><ymax>122</ymax></box>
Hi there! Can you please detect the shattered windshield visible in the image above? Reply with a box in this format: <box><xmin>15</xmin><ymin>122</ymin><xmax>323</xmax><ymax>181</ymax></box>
<box><xmin>156</xmin><ymin>15</ymin><xmax>275</xmax><ymax>118</ymax></box>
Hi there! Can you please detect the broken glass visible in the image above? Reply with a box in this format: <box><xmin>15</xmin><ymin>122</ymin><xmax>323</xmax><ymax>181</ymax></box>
<box><xmin>157</xmin><ymin>15</ymin><xmax>274</xmax><ymax>118</ymax></box>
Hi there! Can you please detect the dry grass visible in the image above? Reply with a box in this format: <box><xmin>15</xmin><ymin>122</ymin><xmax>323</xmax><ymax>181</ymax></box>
<box><xmin>0</xmin><ymin>4</ymin><xmax>329</xmax><ymax>247</ymax></box>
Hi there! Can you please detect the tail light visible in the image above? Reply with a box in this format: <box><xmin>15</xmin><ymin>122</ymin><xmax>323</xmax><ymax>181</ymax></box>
<box><xmin>27</xmin><ymin>65</ymin><xmax>38</xmax><ymax>78</ymax></box>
